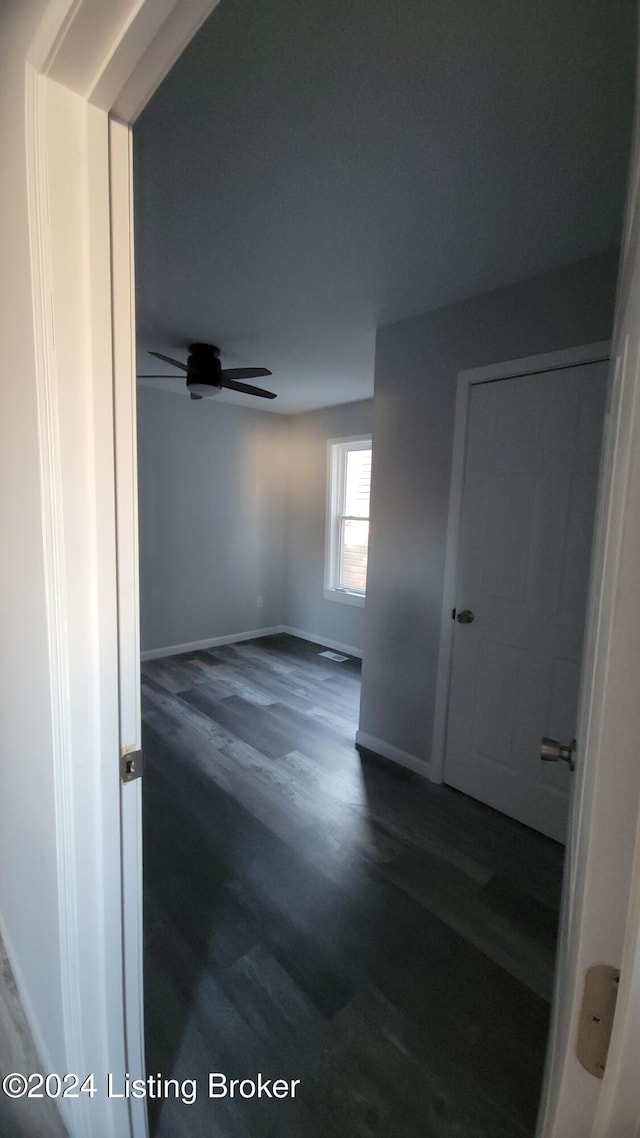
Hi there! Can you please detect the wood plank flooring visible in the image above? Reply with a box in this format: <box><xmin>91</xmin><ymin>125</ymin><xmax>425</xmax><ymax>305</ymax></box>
<box><xmin>142</xmin><ymin>633</ymin><xmax>564</xmax><ymax>1138</ymax></box>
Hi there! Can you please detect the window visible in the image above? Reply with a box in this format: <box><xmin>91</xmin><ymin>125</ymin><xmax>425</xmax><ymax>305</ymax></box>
<box><xmin>325</xmin><ymin>436</ymin><xmax>372</xmax><ymax>606</ymax></box>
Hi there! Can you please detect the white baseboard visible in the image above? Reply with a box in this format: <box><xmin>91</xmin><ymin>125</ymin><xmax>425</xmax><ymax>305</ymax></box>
<box><xmin>141</xmin><ymin>624</ymin><xmax>363</xmax><ymax>663</ymax></box>
<box><xmin>282</xmin><ymin>625</ymin><xmax>362</xmax><ymax>659</ymax></box>
<box><xmin>355</xmin><ymin>730</ymin><xmax>429</xmax><ymax>778</ymax></box>
<box><xmin>140</xmin><ymin>625</ymin><xmax>286</xmax><ymax>661</ymax></box>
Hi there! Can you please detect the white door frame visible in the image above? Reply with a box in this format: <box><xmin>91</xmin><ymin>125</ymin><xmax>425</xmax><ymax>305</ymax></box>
<box><xmin>19</xmin><ymin>3</ymin><xmax>221</xmax><ymax>1136</ymax></box>
<box><xmin>430</xmin><ymin>338</ymin><xmax>611</xmax><ymax>786</ymax></box>
<box><xmin>12</xmin><ymin>2</ymin><xmax>640</xmax><ymax>1135</ymax></box>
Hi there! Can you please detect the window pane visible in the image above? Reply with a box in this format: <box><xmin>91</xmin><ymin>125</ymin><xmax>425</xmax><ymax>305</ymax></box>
<box><xmin>339</xmin><ymin>518</ymin><xmax>369</xmax><ymax>592</ymax></box>
<box><xmin>344</xmin><ymin>447</ymin><xmax>371</xmax><ymax>516</ymax></box>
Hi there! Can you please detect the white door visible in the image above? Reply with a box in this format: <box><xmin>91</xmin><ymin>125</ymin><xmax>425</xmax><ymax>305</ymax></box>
<box><xmin>444</xmin><ymin>362</ymin><xmax>607</xmax><ymax>842</ymax></box>
<box><xmin>110</xmin><ymin>119</ymin><xmax>148</xmax><ymax>1138</ymax></box>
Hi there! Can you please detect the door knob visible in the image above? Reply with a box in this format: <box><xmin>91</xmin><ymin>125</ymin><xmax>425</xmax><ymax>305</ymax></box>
<box><xmin>540</xmin><ymin>736</ymin><xmax>576</xmax><ymax>772</ymax></box>
<box><xmin>456</xmin><ymin>609</ymin><xmax>475</xmax><ymax>624</ymax></box>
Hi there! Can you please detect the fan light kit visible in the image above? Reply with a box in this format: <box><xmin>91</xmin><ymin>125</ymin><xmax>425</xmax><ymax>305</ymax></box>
<box><xmin>138</xmin><ymin>342</ymin><xmax>276</xmax><ymax>401</ymax></box>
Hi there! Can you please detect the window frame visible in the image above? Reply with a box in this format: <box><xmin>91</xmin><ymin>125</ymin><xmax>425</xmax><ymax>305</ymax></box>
<box><xmin>324</xmin><ymin>434</ymin><xmax>372</xmax><ymax>607</ymax></box>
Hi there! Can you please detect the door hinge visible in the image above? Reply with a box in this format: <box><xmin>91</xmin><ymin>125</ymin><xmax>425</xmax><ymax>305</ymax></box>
<box><xmin>576</xmin><ymin>963</ymin><xmax>620</xmax><ymax>1078</ymax></box>
<box><xmin>120</xmin><ymin>746</ymin><xmax>143</xmax><ymax>784</ymax></box>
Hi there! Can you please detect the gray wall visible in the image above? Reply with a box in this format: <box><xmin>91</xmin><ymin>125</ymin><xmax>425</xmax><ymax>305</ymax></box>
<box><xmin>285</xmin><ymin>400</ymin><xmax>373</xmax><ymax>652</ymax></box>
<box><xmin>138</xmin><ymin>388</ymin><xmax>288</xmax><ymax>651</ymax></box>
<box><xmin>359</xmin><ymin>250</ymin><xmax>620</xmax><ymax>765</ymax></box>
<box><xmin>138</xmin><ymin>392</ymin><xmax>374</xmax><ymax>655</ymax></box>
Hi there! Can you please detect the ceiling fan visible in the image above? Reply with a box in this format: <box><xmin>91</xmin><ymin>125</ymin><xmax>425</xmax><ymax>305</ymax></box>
<box><xmin>137</xmin><ymin>342</ymin><xmax>276</xmax><ymax>400</ymax></box>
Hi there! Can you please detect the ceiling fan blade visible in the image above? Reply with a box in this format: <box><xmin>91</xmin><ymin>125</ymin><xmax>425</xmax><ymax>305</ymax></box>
<box><xmin>148</xmin><ymin>350</ymin><xmax>211</xmax><ymax>380</ymax></box>
<box><xmin>137</xmin><ymin>374</ymin><xmax>185</xmax><ymax>379</ymax></box>
<box><xmin>221</xmin><ymin>368</ymin><xmax>272</xmax><ymax>381</ymax></box>
<box><xmin>220</xmin><ymin>377</ymin><xmax>277</xmax><ymax>399</ymax></box>
<box><xmin>148</xmin><ymin>351</ymin><xmax>189</xmax><ymax>372</ymax></box>
<box><xmin>190</xmin><ymin>392</ymin><xmax>203</xmax><ymax>401</ymax></box>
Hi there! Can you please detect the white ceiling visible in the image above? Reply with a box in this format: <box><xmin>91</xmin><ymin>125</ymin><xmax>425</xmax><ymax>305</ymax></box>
<box><xmin>133</xmin><ymin>0</ymin><xmax>635</xmax><ymax>413</ymax></box>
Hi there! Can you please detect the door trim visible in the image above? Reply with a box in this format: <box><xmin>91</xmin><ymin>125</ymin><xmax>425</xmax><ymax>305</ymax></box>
<box><xmin>109</xmin><ymin>117</ymin><xmax>147</xmax><ymax>1137</ymax></box>
<box><xmin>23</xmin><ymin>66</ymin><xmax>87</xmax><ymax>1119</ymax></box>
<box><xmin>430</xmin><ymin>340</ymin><xmax>610</xmax><ymax>786</ymax></box>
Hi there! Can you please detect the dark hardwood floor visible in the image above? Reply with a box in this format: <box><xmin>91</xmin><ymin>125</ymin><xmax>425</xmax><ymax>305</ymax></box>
<box><xmin>142</xmin><ymin>633</ymin><xmax>564</xmax><ymax>1138</ymax></box>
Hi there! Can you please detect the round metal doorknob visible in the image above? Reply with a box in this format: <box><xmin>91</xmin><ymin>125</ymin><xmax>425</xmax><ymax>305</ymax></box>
<box><xmin>540</xmin><ymin>736</ymin><xmax>576</xmax><ymax>772</ymax></box>
<box><xmin>456</xmin><ymin>609</ymin><xmax>475</xmax><ymax>624</ymax></box>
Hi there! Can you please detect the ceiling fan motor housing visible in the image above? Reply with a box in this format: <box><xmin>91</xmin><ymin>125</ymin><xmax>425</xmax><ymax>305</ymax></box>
<box><xmin>187</xmin><ymin>342</ymin><xmax>222</xmax><ymax>396</ymax></box>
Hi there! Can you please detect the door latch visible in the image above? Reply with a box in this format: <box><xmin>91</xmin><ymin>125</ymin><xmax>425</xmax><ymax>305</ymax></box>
<box><xmin>120</xmin><ymin>747</ymin><xmax>143</xmax><ymax>783</ymax></box>
<box><xmin>540</xmin><ymin>736</ymin><xmax>576</xmax><ymax>772</ymax></box>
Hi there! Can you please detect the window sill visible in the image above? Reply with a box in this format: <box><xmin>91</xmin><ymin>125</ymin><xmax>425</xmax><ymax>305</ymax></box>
<box><xmin>323</xmin><ymin>588</ymin><xmax>365</xmax><ymax>608</ymax></box>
